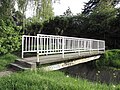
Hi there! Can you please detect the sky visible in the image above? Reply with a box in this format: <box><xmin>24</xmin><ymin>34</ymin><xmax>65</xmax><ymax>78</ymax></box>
<box><xmin>53</xmin><ymin>0</ymin><xmax>89</xmax><ymax>16</ymax></box>
<box><xmin>25</xmin><ymin>0</ymin><xmax>89</xmax><ymax>18</ymax></box>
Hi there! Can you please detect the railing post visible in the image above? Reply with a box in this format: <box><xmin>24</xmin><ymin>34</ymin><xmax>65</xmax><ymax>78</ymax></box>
<box><xmin>37</xmin><ymin>34</ymin><xmax>39</xmax><ymax>62</ymax></box>
<box><xmin>62</xmin><ymin>37</ymin><xmax>64</xmax><ymax>58</ymax></box>
<box><xmin>78</xmin><ymin>40</ymin><xmax>80</xmax><ymax>55</ymax></box>
<box><xmin>73</xmin><ymin>39</ymin><xmax>75</xmax><ymax>52</ymax></box>
<box><xmin>46</xmin><ymin>36</ymin><xmax>48</xmax><ymax>55</ymax></box>
<box><xmin>22</xmin><ymin>35</ymin><xmax>24</xmax><ymax>58</ymax></box>
<box><xmin>84</xmin><ymin>40</ymin><xmax>86</xmax><ymax>51</ymax></box>
<box><xmin>104</xmin><ymin>41</ymin><xmax>105</xmax><ymax>52</ymax></box>
<box><xmin>97</xmin><ymin>40</ymin><xmax>99</xmax><ymax>53</ymax></box>
<box><xmin>90</xmin><ymin>40</ymin><xmax>92</xmax><ymax>54</ymax></box>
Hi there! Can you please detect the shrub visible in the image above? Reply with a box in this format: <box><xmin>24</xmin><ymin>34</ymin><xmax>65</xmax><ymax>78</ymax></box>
<box><xmin>96</xmin><ymin>49</ymin><xmax>120</xmax><ymax>69</ymax></box>
<box><xmin>0</xmin><ymin>19</ymin><xmax>21</xmax><ymax>55</ymax></box>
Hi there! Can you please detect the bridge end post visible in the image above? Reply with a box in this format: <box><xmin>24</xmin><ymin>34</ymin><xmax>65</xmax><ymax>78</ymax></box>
<box><xmin>104</xmin><ymin>41</ymin><xmax>105</xmax><ymax>52</ymax></box>
<box><xmin>62</xmin><ymin>37</ymin><xmax>64</xmax><ymax>58</ymax></box>
<box><xmin>22</xmin><ymin>35</ymin><xmax>24</xmax><ymax>58</ymax></box>
<box><xmin>37</xmin><ymin>34</ymin><xmax>40</xmax><ymax>62</ymax></box>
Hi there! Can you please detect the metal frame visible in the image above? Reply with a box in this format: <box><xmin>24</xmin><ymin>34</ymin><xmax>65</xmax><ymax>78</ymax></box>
<box><xmin>22</xmin><ymin>34</ymin><xmax>105</xmax><ymax>62</ymax></box>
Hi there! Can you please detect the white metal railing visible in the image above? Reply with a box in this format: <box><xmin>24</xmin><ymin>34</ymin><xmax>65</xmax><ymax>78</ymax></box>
<box><xmin>22</xmin><ymin>35</ymin><xmax>37</xmax><ymax>58</ymax></box>
<box><xmin>22</xmin><ymin>34</ymin><xmax>105</xmax><ymax>62</ymax></box>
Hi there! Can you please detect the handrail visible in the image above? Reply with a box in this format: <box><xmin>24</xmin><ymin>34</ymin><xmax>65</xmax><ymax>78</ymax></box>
<box><xmin>22</xmin><ymin>34</ymin><xmax>105</xmax><ymax>62</ymax></box>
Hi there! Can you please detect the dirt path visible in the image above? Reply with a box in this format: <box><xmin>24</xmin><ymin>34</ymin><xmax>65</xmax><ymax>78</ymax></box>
<box><xmin>0</xmin><ymin>70</ymin><xmax>13</xmax><ymax>77</ymax></box>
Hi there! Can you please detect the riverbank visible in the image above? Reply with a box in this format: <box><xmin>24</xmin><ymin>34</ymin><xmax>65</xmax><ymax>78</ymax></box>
<box><xmin>61</xmin><ymin>61</ymin><xmax>120</xmax><ymax>84</ymax></box>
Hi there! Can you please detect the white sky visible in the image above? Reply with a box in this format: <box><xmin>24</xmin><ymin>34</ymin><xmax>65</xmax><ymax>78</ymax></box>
<box><xmin>25</xmin><ymin>0</ymin><xmax>89</xmax><ymax>17</ymax></box>
<box><xmin>53</xmin><ymin>0</ymin><xmax>89</xmax><ymax>16</ymax></box>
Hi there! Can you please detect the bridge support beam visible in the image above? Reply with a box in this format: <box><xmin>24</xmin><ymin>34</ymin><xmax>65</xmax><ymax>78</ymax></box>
<box><xmin>42</xmin><ymin>55</ymin><xmax>101</xmax><ymax>71</ymax></box>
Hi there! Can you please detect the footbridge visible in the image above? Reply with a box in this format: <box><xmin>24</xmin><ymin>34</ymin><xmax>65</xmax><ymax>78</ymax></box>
<box><xmin>10</xmin><ymin>34</ymin><xmax>105</xmax><ymax>71</ymax></box>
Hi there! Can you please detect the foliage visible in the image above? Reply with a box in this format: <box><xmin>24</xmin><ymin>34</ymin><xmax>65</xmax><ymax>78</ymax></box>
<box><xmin>42</xmin><ymin>16</ymin><xmax>70</xmax><ymax>35</ymax></box>
<box><xmin>0</xmin><ymin>19</ymin><xmax>21</xmax><ymax>54</ymax></box>
<box><xmin>96</xmin><ymin>49</ymin><xmax>120</xmax><ymax>69</ymax></box>
<box><xmin>0</xmin><ymin>70</ymin><xmax>120</xmax><ymax>90</ymax></box>
<box><xmin>0</xmin><ymin>54</ymin><xmax>17</xmax><ymax>71</ymax></box>
<box><xmin>63</xmin><ymin>7</ymin><xmax>73</xmax><ymax>16</ymax></box>
<box><xmin>0</xmin><ymin>0</ymin><xmax>15</xmax><ymax>19</ymax></box>
<box><xmin>82</xmin><ymin>0</ymin><xmax>120</xmax><ymax>15</ymax></box>
<box><xmin>36</xmin><ymin>0</ymin><xmax>54</xmax><ymax>21</ymax></box>
<box><xmin>24</xmin><ymin>18</ymin><xmax>43</xmax><ymax>35</ymax></box>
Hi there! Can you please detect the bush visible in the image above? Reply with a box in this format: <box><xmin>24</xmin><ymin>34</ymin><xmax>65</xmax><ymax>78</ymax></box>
<box><xmin>96</xmin><ymin>49</ymin><xmax>120</xmax><ymax>69</ymax></box>
<box><xmin>0</xmin><ymin>19</ymin><xmax>21</xmax><ymax>55</ymax></box>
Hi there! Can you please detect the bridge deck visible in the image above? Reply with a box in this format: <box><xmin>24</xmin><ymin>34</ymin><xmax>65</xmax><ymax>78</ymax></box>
<box><xmin>22</xmin><ymin>51</ymin><xmax>104</xmax><ymax>65</ymax></box>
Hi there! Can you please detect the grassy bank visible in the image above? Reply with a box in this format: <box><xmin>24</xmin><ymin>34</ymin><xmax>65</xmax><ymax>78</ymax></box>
<box><xmin>0</xmin><ymin>54</ymin><xmax>17</xmax><ymax>71</ymax></box>
<box><xmin>96</xmin><ymin>49</ymin><xmax>120</xmax><ymax>69</ymax></box>
<box><xmin>0</xmin><ymin>70</ymin><xmax>119</xmax><ymax>90</ymax></box>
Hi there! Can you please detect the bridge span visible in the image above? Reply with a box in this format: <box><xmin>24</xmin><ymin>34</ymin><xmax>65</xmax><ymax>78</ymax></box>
<box><xmin>10</xmin><ymin>34</ymin><xmax>105</xmax><ymax>70</ymax></box>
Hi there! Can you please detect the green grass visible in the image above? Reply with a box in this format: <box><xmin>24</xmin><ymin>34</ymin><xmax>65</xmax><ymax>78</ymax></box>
<box><xmin>96</xmin><ymin>49</ymin><xmax>120</xmax><ymax>69</ymax></box>
<box><xmin>0</xmin><ymin>53</ymin><xmax>17</xmax><ymax>71</ymax></box>
<box><xmin>0</xmin><ymin>70</ymin><xmax>119</xmax><ymax>90</ymax></box>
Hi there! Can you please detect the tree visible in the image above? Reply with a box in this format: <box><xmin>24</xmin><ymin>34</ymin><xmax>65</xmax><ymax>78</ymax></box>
<box><xmin>63</xmin><ymin>7</ymin><xmax>73</xmax><ymax>16</ymax></box>
<box><xmin>0</xmin><ymin>0</ymin><xmax>15</xmax><ymax>20</ymax></box>
<box><xmin>82</xmin><ymin>0</ymin><xmax>120</xmax><ymax>15</ymax></box>
<box><xmin>35</xmin><ymin>0</ymin><xmax>54</xmax><ymax>22</ymax></box>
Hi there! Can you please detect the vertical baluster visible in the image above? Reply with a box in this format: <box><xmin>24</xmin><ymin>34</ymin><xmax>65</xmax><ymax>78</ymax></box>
<box><xmin>46</xmin><ymin>36</ymin><xmax>48</xmax><ymax>55</ymax></box>
<box><xmin>64</xmin><ymin>38</ymin><xmax>66</xmax><ymax>51</ymax></box>
<box><xmin>58</xmin><ymin>37</ymin><xmax>59</xmax><ymax>52</ymax></box>
<box><xmin>70</xmin><ymin>39</ymin><xmax>71</xmax><ymax>50</ymax></box>
<box><xmin>55</xmin><ymin>37</ymin><xmax>56</xmax><ymax>52</ymax></box>
<box><xmin>73</xmin><ymin>38</ymin><xmax>75</xmax><ymax>52</ymax></box>
<box><xmin>44</xmin><ymin>36</ymin><xmax>46</xmax><ymax>54</ymax></box>
<box><xmin>28</xmin><ymin>37</ymin><xmax>30</xmax><ymax>51</ymax></box>
<box><xmin>84</xmin><ymin>40</ymin><xmax>85</xmax><ymax>51</ymax></box>
<box><xmin>40</xmin><ymin>36</ymin><xmax>42</xmax><ymax>53</ymax></box>
<box><xmin>53</xmin><ymin>37</ymin><xmax>54</xmax><ymax>52</ymax></box>
<box><xmin>62</xmin><ymin>37</ymin><xmax>64</xmax><ymax>58</ymax></box>
<box><xmin>33</xmin><ymin>37</ymin><xmax>37</xmax><ymax>51</ymax></box>
<box><xmin>60</xmin><ymin>38</ymin><xmax>62</xmax><ymax>52</ymax></box>
<box><xmin>69</xmin><ymin>39</ymin><xmax>71</xmax><ymax>50</ymax></box>
<box><xmin>72</xmin><ymin>39</ymin><xmax>73</xmax><ymax>51</ymax></box>
<box><xmin>49</xmin><ymin>36</ymin><xmax>51</xmax><ymax>53</ymax></box>
<box><xmin>78</xmin><ymin>39</ymin><xmax>80</xmax><ymax>55</ymax></box>
<box><xmin>98</xmin><ymin>40</ymin><xmax>99</xmax><ymax>53</ymax></box>
<box><xmin>22</xmin><ymin>35</ymin><xmax>24</xmax><ymax>58</ymax></box>
<box><xmin>31</xmin><ymin>37</ymin><xmax>33</xmax><ymax>51</ymax></box>
<box><xmin>67</xmin><ymin>39</ymin><xmax>68</xmax><ymax>51</ymax></box>
<box><xmin>68</xmin><ymin>39</ymin><xmax>69</xmax><ymax>50</ymax></box>
<box><xmin>70</xmin><ymin>39</ymin><xmax>71</xmax><ymax>51</ymax></box>
<box><xmin>26</xmin><ymin>37</ymin><xmax>27</xmax><ymax>51</ymax></box>
<box><xmin>90</xmin><ymin>40</ymin><xmax>92</xmax><ymax>53</ymax></box>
